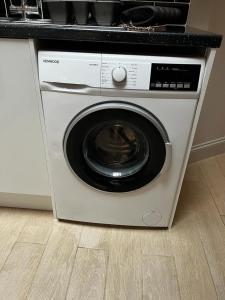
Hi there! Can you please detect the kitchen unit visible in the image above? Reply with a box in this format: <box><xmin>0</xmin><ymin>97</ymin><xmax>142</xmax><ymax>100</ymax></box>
<box><xmin>0</xmin><ymin>39</ymin><xmax>51</xmax><ymax>209</ymax></box>
<box><xmin>0</xmin><ymin>1</ymin><xmax>222</xmax><ymax>216</ymax></box>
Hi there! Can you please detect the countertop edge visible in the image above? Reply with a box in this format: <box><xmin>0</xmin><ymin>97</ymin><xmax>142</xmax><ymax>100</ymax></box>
<box><xmin>0</xmin><ymin>23</ymin><xmax>223</xmax><ymax>48</ymax></box>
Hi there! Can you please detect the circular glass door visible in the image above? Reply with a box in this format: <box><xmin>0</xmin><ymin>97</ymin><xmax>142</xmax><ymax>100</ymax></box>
<box><xmin>83</xmin><ymin>121</ymin><xmax>149</xmax><ymax>178</ymax></box>
<box><xmin>64</xmin><ymin>101</ymin><xmax>170</xmax><ymax>192</ymax></box>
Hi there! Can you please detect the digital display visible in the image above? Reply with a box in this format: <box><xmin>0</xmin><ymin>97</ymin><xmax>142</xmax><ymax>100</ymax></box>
<box><xmin>150</xmin><ymin>64</ymin><xmax>201</xmax><ymax>91</ymax></box>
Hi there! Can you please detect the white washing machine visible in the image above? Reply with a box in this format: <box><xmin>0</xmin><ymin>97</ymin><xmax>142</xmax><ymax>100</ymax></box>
<box><xmin>38</xmin><ymin>51</ymin><xmax>205</xmax><ymax>227</ymax></box>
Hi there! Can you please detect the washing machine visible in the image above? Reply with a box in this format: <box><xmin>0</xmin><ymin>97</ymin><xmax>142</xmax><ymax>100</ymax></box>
<box><xmin>38</xmin><ymin>51</ymin><xmax>205</xmax><ymax>227</ymax></box>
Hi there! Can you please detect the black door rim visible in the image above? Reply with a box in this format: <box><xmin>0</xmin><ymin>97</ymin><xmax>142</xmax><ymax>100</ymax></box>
<box><xmin>63</xmin><ymin>101</ymin><xmax>170</xmax><ymax>193</ymax></box>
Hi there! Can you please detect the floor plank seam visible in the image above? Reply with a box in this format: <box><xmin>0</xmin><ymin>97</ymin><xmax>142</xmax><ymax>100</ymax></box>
<box><xmin>25</xmin><ymin>223</ymin><xmax>54</xmax><ymax>300</ymax></box>
<box><xmin>0</xmin><ymin>241</ymin><xmax>17</xmax><ymax>274</ymax></box>
<box><xmin>215</xmin><ymin>157</ymin><xmax>225</xmax><ymax>212</ymax></box>
<box><xmin>64</xmin><ymin>229</ymin><xmax>83</xmax><ymax>300</ymax></box>
<box><xmin>102</xmin><ymin>249</ymin><xmax>109</xmax><ymax>300</ymax></box>
<box><xmin>23</xmin><ymin>244</ymin><xmax>45</xmax><ymax>300</ymax></box>
<box><xmin>199</xmin><ymin>165</ymin><xmax>223</xmax><ymax>217</ymax></box>
<box><xmin>136</xmin><ymin>237</ymin><xmax>144</xmax><ymax>300</ymax></box>
<box><xmin>78</xmin><ymin>245</ymin><xmax>106</xmax><ymax>251</ymax></box>
<box><xmin>14</xmin><ymin>241</ymin><xmax>49</xmax><ymax>246</ymax></box>
<box><xmin>172</xmin><ymin>255</ymin><xmax>182</xmax><ymax>300</ymax></box>
<box><xmin>220</xmin><ymin>215</ymin><xmax>225</xmax><ymax>227</ymax></box>
<box><xmin>104</xmin><ymin>246</ymin><xmax>119</xmax><ymax>300</ymax></box>
<box><xmin>142</xmin><ymin>254</ymin><xmax>174</xmax><ymax>258</ymax></box>
<box><xmin>196</xmin><ymin>212</ymin><xmax>220</xmax><ymax>300</ymax></box>
<box><xmin>0</xmin><ymin>217</ymin><xmax>28</xmax><ymax>273</ymax></box>
<box><xmin>216</xmin><ymin>156</ymin><xmax>225</xmax><ymax>181</ymax></box>
<box><xmin>17</xmin><ymin>217</ymin><xmax>28</xmax><ymax>241</ymax></box>
<box><xmin>141</xmin><ymin>250</ymin><xmax>144</xmax><ymax>300</ymax></box>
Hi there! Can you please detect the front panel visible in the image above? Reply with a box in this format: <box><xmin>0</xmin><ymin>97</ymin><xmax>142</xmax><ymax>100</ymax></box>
<box><xmin>42</xmin><ymin>92</ymin><xmax>198</xmax><ymax>227</ymax></box>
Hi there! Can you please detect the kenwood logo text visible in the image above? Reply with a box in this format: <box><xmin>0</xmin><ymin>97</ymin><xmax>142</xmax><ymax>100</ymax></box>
<box><xmin>43</xmin><ymin>59</ymin><xmax>59</xmax><ymax>64</ymax></box>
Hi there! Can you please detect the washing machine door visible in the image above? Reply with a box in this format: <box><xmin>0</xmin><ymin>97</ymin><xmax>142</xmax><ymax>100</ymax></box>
<box><xmin>64</xmin><ymin>101</ymin><xmax>172</xmax><ymax>192</ymax></box>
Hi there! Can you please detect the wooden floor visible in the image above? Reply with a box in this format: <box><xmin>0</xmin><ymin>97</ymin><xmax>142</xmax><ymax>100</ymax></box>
<box><xmin>0</xmin><ymin>153</ymin><xmax>225</xmax><ymax>300</ymax></box>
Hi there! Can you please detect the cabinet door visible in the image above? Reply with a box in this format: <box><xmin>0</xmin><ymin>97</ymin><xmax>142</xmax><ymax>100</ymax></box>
<box><xmin>0</xmin><ymin>39</ymin><xmax>50</xmax><ymax>196</ymax></box>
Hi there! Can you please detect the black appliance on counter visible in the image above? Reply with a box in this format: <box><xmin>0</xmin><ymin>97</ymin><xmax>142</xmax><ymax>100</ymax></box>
<box><xmin>43</xmin><ymin>0</ymin><xmax>122</xmax><ymax>26</ymax></box>
<box><xmin>43</xmin><ymin>0</ymin><xmax>188</xmax><ymax>27</ymax></box>
<box><xmin>2</xmin><ymin>0</ymin><xmax>190</xmax><ymax>27</ymax></box>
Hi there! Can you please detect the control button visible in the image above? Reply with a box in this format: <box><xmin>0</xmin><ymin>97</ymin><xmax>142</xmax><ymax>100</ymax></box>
<box><xmin>163</xmin><ymin>83</ymin><xmax>169</xmax><ymax>88</ymax></box>
<box><xmin>170</xmin><ymin>83</ymin><xmax>176</xmax><ymax>89</ymax></box>
<box><xmin>150</xmin><ymin>83</ymin><xmax>156</xmax><ymax>88</ymax></box>
<box><xmin>155</xmin><ymin>82</ymin><xmax>162</xmax><ymax>88</ymax></box>
<box><xmin>177</xmin><ymin>83</ymin><xmax>183</xmax><ymax>89</ymax></box>
<box><xmin>112</xmin><ymin>66</ymin><xmax>127</xmax><ymax>83</ymax></box>
<box><xmin>184</xmin><ymin>82</ymin><xmax>191</xmax><ymax>89</ymax></box>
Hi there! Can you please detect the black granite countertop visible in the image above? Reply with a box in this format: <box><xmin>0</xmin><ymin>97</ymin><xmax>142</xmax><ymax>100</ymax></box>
<box><xmin>0</xmin><ymin>21</ymin><xmax>222</xmax><ymax>48</ymax></box>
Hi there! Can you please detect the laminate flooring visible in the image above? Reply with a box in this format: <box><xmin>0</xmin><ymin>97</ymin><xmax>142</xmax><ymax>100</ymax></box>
<box><xmin>1</xmin><ymin>153</ymin><xmax>225</xmax><ymax>299</ymax></box>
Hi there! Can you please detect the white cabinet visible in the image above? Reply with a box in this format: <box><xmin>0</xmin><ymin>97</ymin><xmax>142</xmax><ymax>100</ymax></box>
<box><xmin>0</xmin><ymin>39</ymin><xmax>50</xmax><ymax>197</ymax></box>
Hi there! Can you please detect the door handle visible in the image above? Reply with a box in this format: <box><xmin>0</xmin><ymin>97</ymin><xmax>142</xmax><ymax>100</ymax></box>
<box><xmin>40</xmin><ymin>81</ymin><xmax>100</xmax><ymax>95</ymax></box>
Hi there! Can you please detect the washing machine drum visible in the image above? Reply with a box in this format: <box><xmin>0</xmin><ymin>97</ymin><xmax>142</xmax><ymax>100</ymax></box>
<box><xmin>64</xmin><ymin>102</ymin><xmax>171</xmax><ymax>192</ymax></box>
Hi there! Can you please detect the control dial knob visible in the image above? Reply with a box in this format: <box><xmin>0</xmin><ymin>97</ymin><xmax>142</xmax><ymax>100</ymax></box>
<box><xmin>112</xmin><ymin>66</ymin><xmax>127</xmax><ymax>83</ymax></box>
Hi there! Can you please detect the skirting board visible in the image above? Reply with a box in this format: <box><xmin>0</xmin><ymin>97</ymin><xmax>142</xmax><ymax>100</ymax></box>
<box><xmin>190</xmin><ymin>136</ymin><xmax>225</xmax><ymax>162</ymax></box>
<box><xmin>0</xmin><ymin>192</ymin><xmax>52</xmax><ymax>211</ymax></box>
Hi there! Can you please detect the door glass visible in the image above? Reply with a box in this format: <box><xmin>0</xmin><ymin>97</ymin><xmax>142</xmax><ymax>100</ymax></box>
<box><xmin>83</xmin><ymin>121</ymin><xmax>149</xmax><ymax>178</ymax></box>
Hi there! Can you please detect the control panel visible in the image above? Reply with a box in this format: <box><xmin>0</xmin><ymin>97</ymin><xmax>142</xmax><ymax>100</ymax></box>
<box><xmin>101</xmin><ymin>54</ymin><xmax>151</xmax><ymax>90</ymax></box>
<box><xmin>38</xmin><ymin>51</ymin><xmax>205</xmax><ymax>93</ymax></box>
<box><xmin>101</xmin><ymin>54</ymin><xmax>204</xmax><ymax>92</ymax></box>
<box><xmin>150</xmin><ymin>64</ymin><xmax>202</xmax><ymax>91</ymax></box>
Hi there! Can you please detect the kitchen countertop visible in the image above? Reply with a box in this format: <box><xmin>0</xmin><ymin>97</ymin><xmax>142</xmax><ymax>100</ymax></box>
<box><xmin>0</xmin><ymin>22</ymin><xmax>222</xmax><ymax>48</ymax></box>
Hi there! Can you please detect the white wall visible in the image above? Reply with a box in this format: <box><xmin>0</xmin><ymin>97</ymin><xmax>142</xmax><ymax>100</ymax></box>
<box><xmin>188</xmin><ymin>0</ymin><xmax>225</xmax><ymax>160</ymax></box>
